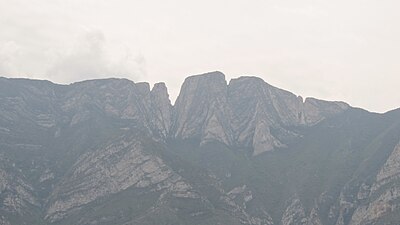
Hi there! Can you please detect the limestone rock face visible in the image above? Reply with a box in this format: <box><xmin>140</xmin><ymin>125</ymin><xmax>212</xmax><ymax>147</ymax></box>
<box><xmin>228</xmin><ymin>76</ymin><xmax>295</xmax><ymax>154</ymax></box>
<box><xmin>281</xmin><ymin>198</ymin><xmax>324</xmax><ymax>225</ymax></box>
<box><xmin>0</xmin><ymin>73</ymin><xmax>348</xmax><ymax>158</ymax></box>
<box><xmin>150</xmin><ymin>82</ymin><xmax>173</xmax><ymax>138</ymax></box>
<box><xmin>173</xmin><ymin>71</ymin><xmax>233</xmax><ymax>145</ymax></box>
<box><xmin>45</xmin><ymin>135</ymin><xmax>192</xmax><ymax>223</ymax></box>
<box><xmin>303</xmin><ymin>98</ymin><xmax>349</xmax><ymax>125</ymax></box>
<box><xmin>220</xmin><ymin>184</ymin><xmax>274</xmax><ymax>225</ymax></box>
<box><xmin>252</xmin><ymin>120</ymin><xmax>284</xmax><ymax>155</ymax></box>
<box><xmin>173</xmin><ymin>72</ymin><xmax>349</xmax><ymax>155</ymax></box>
<box><xmin>375</xmin><ymin>142</ymin><xmax>400</xmax><ymax>187</ymax></box>
<box><xmin>0</xmin><ymin>169</ymin><xmax>38</xmax><ymax>217</ymax></box>
<box><xmin>281</xmin><ymin>198</ymin><xmax>307</xmax><ymax>225</ymax></box>
<box><xmin>349</xmin><ymin>140</ymin><xmax>400</xmax><ymax>225</ymax></box>
<box><xmin>62</xmin><ymin>79</ymin><xmax>173</xmax><ymax>138</ymax></box>
<box><xmin>307</xmin><ymin>208</ymin><xmax>323</xmax><ymax>225</ymax></box>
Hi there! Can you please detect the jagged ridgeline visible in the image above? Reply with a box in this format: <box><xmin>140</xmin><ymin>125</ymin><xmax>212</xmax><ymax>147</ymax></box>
<box><xmin>0</xmin><ymin>72</ymin><xmax>399</xmax><ymax>225</ymax></box>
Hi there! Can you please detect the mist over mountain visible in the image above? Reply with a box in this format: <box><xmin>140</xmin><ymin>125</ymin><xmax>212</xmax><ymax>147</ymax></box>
<box><xmin>0</xmin><ymin>71</ymin><xmax>399</xmax><ymax>225</ymax></box>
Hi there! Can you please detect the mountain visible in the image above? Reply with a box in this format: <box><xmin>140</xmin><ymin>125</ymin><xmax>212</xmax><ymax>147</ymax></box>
<box><xmin>0</xmin><ymin>71</ymin><xmax>399</xmax><ymax>225</ymax></box>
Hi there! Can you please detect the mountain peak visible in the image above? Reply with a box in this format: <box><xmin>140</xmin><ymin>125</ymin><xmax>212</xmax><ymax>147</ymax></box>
<box><xmin>171</xmin><ymin>71</ymin><xmax>351</xmax><ymax>154</ymax></box>
<box><xmin>173</xmin><ymin>71</ymin><xmax>229</xmax><ymax>140</ymax></box>
<box><xmin>230</xmin><ymin>75</ymin><xmax>265</xmax><ymax>84</ymax></box>
<box><xmin>184</xmin><ymin>71</ymin><xmax>225</xmax><ymax>81</ymax></box>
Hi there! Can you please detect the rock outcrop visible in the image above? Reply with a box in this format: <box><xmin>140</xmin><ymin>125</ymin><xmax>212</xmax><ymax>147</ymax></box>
<box><xmin>45</xmin><ymin>135</ymin><xmax>194</xmax><ymax>222</ymax></box>
<box><xmin>349</xmin><ymin>140</ymin><xmax>400</xmax><ymax>225</ymax></box>
<box><xmin>281</xmin><ymin>198</ymin><xmax>307</xmax><ymax>225</ymax></box>
<box><xmin>173</xmin><ymin>72</ymin><xmax>349</xmax><ymax>155</ymax></box>
<box><xmin>173</xmin><ymin>72</ymin><xmax>233</xmax><ymax>145</ymax></box>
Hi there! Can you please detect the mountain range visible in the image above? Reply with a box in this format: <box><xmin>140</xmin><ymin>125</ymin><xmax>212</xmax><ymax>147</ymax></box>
<box><xmin>0</xmin><ymin>71</ymin><xmax>399</xmax><ymax>225</ymax></box>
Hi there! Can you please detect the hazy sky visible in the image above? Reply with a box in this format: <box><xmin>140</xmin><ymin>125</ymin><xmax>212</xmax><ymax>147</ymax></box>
<box><xmin>1</xmin><ymin>0</ymin><xmax>399</xmax><ymax>112</ymax></box>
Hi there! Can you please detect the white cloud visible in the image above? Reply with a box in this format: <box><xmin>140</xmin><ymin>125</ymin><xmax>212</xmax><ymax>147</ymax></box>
<box><xmin>0</xmin><ymin>0</ymin><xmax>399</xmax><ymax>112</ymax></box>
<box><xmin>0</xmin><ymin>41</ymin><xmax>21</xmax><ymax>75</ymax></box>
<box><xmin>273</xmin><ymin>4</ymin><xmax>328</xmax><ymax>18</ymax></box>
<box><xmin>46</xmin><ymin>29</ymin><xmax>146</xmax><ymax>83</ymax></box>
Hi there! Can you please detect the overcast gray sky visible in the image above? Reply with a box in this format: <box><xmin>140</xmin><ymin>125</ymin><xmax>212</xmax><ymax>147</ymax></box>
<box><xmin>1</xmin><ymin>0</ymin><xmax>399</xmax><ymax>112</ymax></box>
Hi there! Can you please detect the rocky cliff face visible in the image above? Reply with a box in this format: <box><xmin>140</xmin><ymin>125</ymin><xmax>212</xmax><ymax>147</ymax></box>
<box><xmin>172</xmin><ymin>72</ymin><xmax>349</xmax><ymax>155</ymax></box>
<box><xmin>349</xmin><ymin>141</ymin><xmax>400</xmax><ymax>225</ymax></box>
<box><xmin>173</xmin><ymin>72</ymin><xmax>233</xmax><ymax>145</ymax></box>
<box><xmin>45</xmin><ymin>135</ymin><xmax>195</xmax><ymax>223</ymax></box>
<box><xmin>0</xmin><ymin>72</ymin><xmax>398</xmax><ymax>225</ymax></box>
